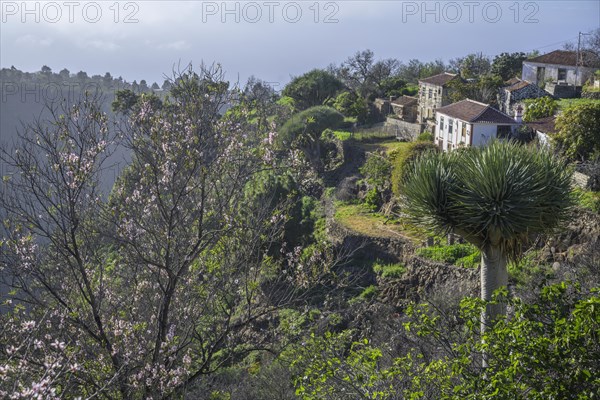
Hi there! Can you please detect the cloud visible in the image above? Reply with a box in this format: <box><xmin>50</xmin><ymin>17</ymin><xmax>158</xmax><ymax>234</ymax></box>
<box><xmin>149</xmin><ymin>40</ymin><xmax>191</xmax><ymax>51</ymax></box>
<box><xmin>88</xmin><ymin>40</ymin><xmax>120</xmax><ymax>51</ymax></box>
<box><xmin>15</xmin><ymin>34</ymin><xmax>53</xmax><ymax>47</ymax></box>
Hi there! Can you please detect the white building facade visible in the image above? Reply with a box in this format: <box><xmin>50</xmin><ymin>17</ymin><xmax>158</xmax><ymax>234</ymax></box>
<box><xmin>435</xmin><ymin>99</ymin><xmax>518</xmax><ymax>151</ymax></box>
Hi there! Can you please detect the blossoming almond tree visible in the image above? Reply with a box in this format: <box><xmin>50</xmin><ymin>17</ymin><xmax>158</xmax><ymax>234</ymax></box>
<box><xmin>0</xmin><ymin>66</ymin><xmax>327</xmax><ymax>398</ymax></box>
<box><xmin>0</xmin><ymin>91</ymin><xmax>121</xmax><ymax>397</ymax></box>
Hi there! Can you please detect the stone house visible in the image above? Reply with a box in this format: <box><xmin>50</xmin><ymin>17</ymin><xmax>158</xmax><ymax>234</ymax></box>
<box><xmin>434</xmin><ymin>99</ymin><xmax>518</xmax><ymax>152</ymax></box>
<box><xmin>373</xmin><ymin>95</ymin><xmax>418</xmax><ymax>122</ymax></box>
<box><xmin>390</xmin><ymin>96</ymin><xmax>418</xmax><ymax>122</ymax></box>
<box><xmin>497</xmin><ymin>78</ymin><xmax>550</xmax><ymax>115</ymax></box>
<box><xmin>521</xmin><ymin>50</ymin><xmax>600</xmax><ymax>98</ymax></box>
<box><xmin>417</xmin><ymin>72</ymin><xmax>461</xmax><ymax>124</ymax></box>
<box><xmin>373</xmin><ymin>98</ymin><xmax>391</xmax><ymax>115</ymax></box>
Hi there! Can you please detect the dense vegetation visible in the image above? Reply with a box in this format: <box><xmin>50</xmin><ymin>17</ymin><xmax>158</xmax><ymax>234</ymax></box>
<box><xmin>1</xmin><ymin>44</ymin><xmax>599</xmax><ymax>398</ymax></box>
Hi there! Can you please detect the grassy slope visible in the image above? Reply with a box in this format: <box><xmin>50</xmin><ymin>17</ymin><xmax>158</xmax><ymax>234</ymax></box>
<box><xmin>332</xmin><ymin>138</ymin><xmax>426</xmax><ymax>243</ymax></box>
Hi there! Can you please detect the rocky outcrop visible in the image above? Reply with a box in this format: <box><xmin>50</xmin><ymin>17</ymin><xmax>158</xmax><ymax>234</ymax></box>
<box><xmin>541</xmin><ymin>209</ymin><xmax>600</xmax><ymax>264</ymax></box>
<box><xmin>378</xmin><ymin>256</ymin><xmax>479</xmax><ymax>307</ymax></box>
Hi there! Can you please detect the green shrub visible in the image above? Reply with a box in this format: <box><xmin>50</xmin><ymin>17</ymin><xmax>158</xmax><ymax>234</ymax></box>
<box><xmin>363</xmin><ymin>187</ymin><xmax>381</xmax><ymax>211</ymax></box>
<box><xmin>574</xmin><ymin>188</ymin><xmax>600</xmax><ymax>214</ymax></box>
<box><xmin>523</xmin><ymin>97</ymin><xmax>557</xmax><ymax>122</ymax></box>
<box><xmin>294</xmin><ymin>282</ymin><xmax>600</xmax><ymax>399</ymax></box>
<box><xmin>360</xmin><ymin>152</ymin><xmax>392</xmax><ymax>188</ymax></box>
<box><xmin>373</xmin><ymin>261</ymin><xmax>406</xmax><ymax>278</ymax></box>
<box><xmin>416</xmin><ymin>131</ymin><xmax>434</xmax><ymax>142</ymax></box>
<box><xmin>359</xmin><ymin>285</ymin><xmax>379</xmax><ymax>300</ymax></box>
<box><xmin>455</xmin><ymin>251</ymin><xmax>481</xmax><ymax>268</ymax></box>
<box><xmin>331</xmin><ymin>130</ymin><xmax>352</xmax><ymax>141</ymax></box>
<box><xmin>416</xmin><ymin>243</ymin><xmax>480</xmax><ymax>266</ymax></box>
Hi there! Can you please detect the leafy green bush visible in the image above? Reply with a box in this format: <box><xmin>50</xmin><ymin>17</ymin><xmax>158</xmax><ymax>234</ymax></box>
<box><xmin>574</xmin><ymin>188</ymin><xmax>600</xmax><ymax>214</ymax></box>
<box><xmin>282</xmin><ymin>69</ymin><xmax>344</xmax><ymax>110</ymax></box>
<box><xmin>523</xmin><ymin>96</ymin><xmax>557</xmax><ymax>122</ymax></box>
<box><xmin>291</xmin><ymin>282</ymin><xmax>600</xmax><ymax>399</ymax></box>
<box><xmin>360</xmin><ymin>152</ymin><xmax>392</xmax><ymax>207</ymax></box>
<box><xmin>454</xmin><ymin>251</ymin><xmax>481</xmax><ymax>268</ymax></box>
<box><xmin>278</xmin><ymin>106</ymin><xmax>344</xmax><ymax>172</ymax></box>
<box><xmin>360</xmin><ymin>152</ymin><xmax>392</xmax><ymax>189</ymax></box>
<box><xmin>373</xmin><ymin>261</ymin><xmax>406</xmax><ymax>278</ymax></box>
<box><xmin>416</xmin><ymin>243</ymin><xmax>480</xmax><ymax>266</ymax></box>
<box><xmin>326</xmin><ymin>91</ymin><xmax>368</xmax><ymax>122</ymax></box>
<box><xmin>278</xmin><ymin>308</ymin><xmax>308</xmax><ymax>336</ymax></box>
<box><xmin>330</xmin><ymin>130</ymin><xmax>352</xmax><ymax>141</ymax></box>
<box><xmin>363</xmin><ymin>187</ymin><xmax>381</xmax><ymax>211</ymax></box>
<box><xmin>554</xmin><ymin>102</ymin><xmax>600</xmax><ymax>161</ymax></box>
<box><xmin>416</xmin><ymin>131</ymin><xmax>434</xmax><ymax>142</ymax></box>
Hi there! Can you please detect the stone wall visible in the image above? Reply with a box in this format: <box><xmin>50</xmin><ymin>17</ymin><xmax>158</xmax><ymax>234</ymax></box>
<box><xmin>384</xmin><ymin>118</ymin><xmax>423</xmax><ymax>141</ymax></box>
<box><xmin>545</xmin><ymin>82</ymin><xmax>581</xmax><ymax>98</ymax></box>
<box><xmin>581</xmin><ymin>90</ymin><xmax>600</xmax><ymax>99</ymax></box>
<box><xmin>498</xmin><ymin>83</ymin><xmax>550</xmax><ymax>115</ymax></box>
<box><xmin>573</xmin><ymin>171</ymin><xmax>590</xmax><ymax>189</ymax></box>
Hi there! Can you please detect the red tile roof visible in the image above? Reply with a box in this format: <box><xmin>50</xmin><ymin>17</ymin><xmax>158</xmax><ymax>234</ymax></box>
<box><xmin>418</xmin><ymin>72</ymin><xmax>458</xmax><ymax>86</ymax></box>
<box><xmin>527</xmin><ymin>50</ymin><xmax>600</xmax><ymax>68</ymax></box>
<box><xmin>436</xmin><ymin>99</ymin><xmax>517</xmax><ymax>124</ymax></box>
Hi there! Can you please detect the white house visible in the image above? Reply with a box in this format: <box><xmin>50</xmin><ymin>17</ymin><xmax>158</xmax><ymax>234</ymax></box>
<box><xmin>434</xmin><ymin>99</ymin><xmax>519</xmax><ymax>151</ymax></box>
<box><xmin>521</xmin><ymin>50</ymin><xmax>600</xmax><ymax>97</ymax></box>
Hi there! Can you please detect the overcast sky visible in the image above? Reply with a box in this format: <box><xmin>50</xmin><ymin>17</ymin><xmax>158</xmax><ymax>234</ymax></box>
<box><xmin>1</xmin><ymin>1</ymin><xmax>599</xmax><ymax>88</ymax></box>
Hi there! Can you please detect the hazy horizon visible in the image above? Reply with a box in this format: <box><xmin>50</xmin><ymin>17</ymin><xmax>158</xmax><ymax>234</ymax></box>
<box><xmin>1</xmin><ymin>1</ymin><xmax>599</xmax><ymax>88</ymax></box>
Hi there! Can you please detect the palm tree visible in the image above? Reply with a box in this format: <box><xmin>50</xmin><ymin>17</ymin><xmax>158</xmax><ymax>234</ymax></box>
<box><xmin>401</xmin><ymin>141</ymin><xmax>573</xmax><ymax>340</ymax></box>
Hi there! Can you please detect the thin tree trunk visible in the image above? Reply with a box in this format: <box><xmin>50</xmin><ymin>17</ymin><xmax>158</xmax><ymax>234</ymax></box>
<box><xmin>480</xmin><ymin>244</ymin><xmax>508</xmax><ymax>367</ymax></box>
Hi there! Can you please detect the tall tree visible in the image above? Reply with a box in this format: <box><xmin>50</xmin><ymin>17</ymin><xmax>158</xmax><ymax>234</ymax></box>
<box><xmin>457</xmin><ymin>52</ymin><xmax>492</xmax><ymax>79</ymax></box>
<box><xmin>336</xmin><ymin>50</ymin><xmax>401</xmax><ymax>99</ymax></box>
<box><xmin>0</xmin><ymin>66</ymin><xmax>311</xmax><ymax>398</ymax></box>
<box><xmin>75</xmin><ymin>70</ymin><xmax>88</xmax><ymax>81</ymax></box>
<box><xmin>491</xmin><ymin>52</ymin><xmax>527</xmax><ymax>80</ymax></box>
<box><xmin>401</xmin><ymin>141</ymin><xmax>573</xmax><ymax>351</ymax></box>
<box><xmin>58</xmin><ymin>68</ymin><xmax>70</xmax><ymax>79</ymax></box>
<box><xmin>447</xmin><ymin>74</ymin><xmax>503</xmax><ymax>105</ymax></box>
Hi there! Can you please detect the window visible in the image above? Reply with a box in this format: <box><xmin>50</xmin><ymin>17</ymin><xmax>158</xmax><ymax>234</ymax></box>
<box><xmin>428</xmin><ymin>88</ymin><xmax>432</xmax><ymax>99</ymax></box>
<box><xmin>497</xmin><ymin>125</ymin><xmax>512</xmax><ymax>139</ymax></box>
<box><xmin>448</xmin><ymin>118</ymin><xmax>454</xmax><ymax>141</ymax></box>
<box><xmin>439</xmin><ymin>116</ymin><xmax>444</xmax><ymax>131</ymax></box>
<box><xmin>558</xmin><ymin>68</ymin><xmax>567</xmax><ymax>81</ymax></box>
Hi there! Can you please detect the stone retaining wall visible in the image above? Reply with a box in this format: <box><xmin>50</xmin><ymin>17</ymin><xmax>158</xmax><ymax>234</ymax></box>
<box><xmin>384</xmin><ymin>118</ymin><xmax>423</xmax><ymax>141</ymax></box>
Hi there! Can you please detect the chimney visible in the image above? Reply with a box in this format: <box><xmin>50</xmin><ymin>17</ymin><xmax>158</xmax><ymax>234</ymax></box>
<box><xmin>514</xmin><ymin>104</ymin><xmax>523</xmax><ymax>123</ymax></box>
